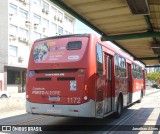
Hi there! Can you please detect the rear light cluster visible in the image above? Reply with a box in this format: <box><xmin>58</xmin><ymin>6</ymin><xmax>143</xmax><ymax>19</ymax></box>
<box><xmin>78</xmin><ymin>69</ymin><xmax>89</xmax><ymax>102</ymax></box>
<box><xmin>83</xmin><ymin>84</ymin><xmax>89</xmax><ymax>102</ymax></box>
<box><xmin>26</xmin><ymin>83</ymin><xmax>29</xmax><ymax>100</ymax></box>
<box><xmin>26</xmin><ymin>95</ymin><xmax>29</xmax><ymax>99</ymax></box>
<box><xmin>26</xmin><ymin>94</ymin><xmax>30</xmax><ymax>101</ymax></box>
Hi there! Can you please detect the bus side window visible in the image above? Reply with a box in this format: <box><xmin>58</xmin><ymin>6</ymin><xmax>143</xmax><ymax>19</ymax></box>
<box><xmin>132</xmin><ymin>64</ymin><xmax>136</xmax><ymax>79</ymax></box>
<box><xmin>118</xmin><ymin>56</ymin><xmax>126</xmax><ymax>77</ymax></box>
<box><xmin>132</xmin><ymin>64</ymin><xmax>141</xmax><ymax>79</ymax></box>
<box><xmin>140</xmin><ymin>68</ymin><xmax>143</xmax><ymax>79</ymax></box>
<box><xmin>114</xmin><ymin>54</ymin><xmax>119</xmax><ymax>76</ymax></box>
<box><xmin>121</xmin><ymin>57</ymin><xmax>126</xmax><ymax>77</ymax></box>
<box><xmin>96</xmin><ymin>44</ymin><xmax>103</xmax><ymax>76</ymax></box>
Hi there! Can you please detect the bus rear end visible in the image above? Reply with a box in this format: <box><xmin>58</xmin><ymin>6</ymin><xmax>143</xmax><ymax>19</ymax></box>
<box><xmin>26</xmin><ymin>35</ymin><xmax>96</xmax><ymax>117</ymax></box>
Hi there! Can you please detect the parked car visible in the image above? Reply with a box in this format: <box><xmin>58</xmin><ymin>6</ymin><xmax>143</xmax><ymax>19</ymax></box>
<box><xmin>156</xmin><ymin>84</ymin><xmax>160</xmax><ymax>89</ymax></box>
<box><xmin>0</xmin><ymin>90</ymin><xmax>11</xmax><ymax>98</ymax></box>
<box><xmin>152</xmin><ymin>82</ymin><xmax>160</xmax><ymax>89</ymax></box>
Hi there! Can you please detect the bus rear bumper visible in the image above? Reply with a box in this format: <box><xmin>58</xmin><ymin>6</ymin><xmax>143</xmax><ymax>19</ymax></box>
<box><xmin>26</xmin><ymin>99</ymin><xmax>96</xmax><ymax>117</ymax></box>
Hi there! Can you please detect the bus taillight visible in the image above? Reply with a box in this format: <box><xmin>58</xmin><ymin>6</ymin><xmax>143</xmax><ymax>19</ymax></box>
<box><xmin>26</xmin><ymin>94</ymin><xmax>29</xmax><ymax>99</ymax></box>
<box><xmin>84</xmin><ymin>84</ymin><xmax>89</xmax><ymax>101</ymax></box>
<box><xmin>26</xmin><ymin>94</ymin><xmax>30</xmax><ymax>101</ymax></box>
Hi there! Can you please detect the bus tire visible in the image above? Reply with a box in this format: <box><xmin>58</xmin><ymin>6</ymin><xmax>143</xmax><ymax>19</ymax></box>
<box><xmin>1</xmin><ymin>94</ymin><xmax>7</xmax><ymax>98</ymax></box>
<box><xmin>115</xmin><ymin>97</ymin><xmax>123</xmax><ymax>118</ymax></box>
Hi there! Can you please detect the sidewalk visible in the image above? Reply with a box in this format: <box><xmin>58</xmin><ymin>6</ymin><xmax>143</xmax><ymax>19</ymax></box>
<box><xmin>145</xmin><ymin>87</ymin><xmax>160</xmax><ymax>95</ymax></box>
<box><xmin>0</xmin><ymin>93</ymin><xmax>25</xmax><ymax>112</ymax></box>
<box><xmin>0</xmin><ymin>92</ymin><xmax>26</xmax><ymax>119</ymax></box>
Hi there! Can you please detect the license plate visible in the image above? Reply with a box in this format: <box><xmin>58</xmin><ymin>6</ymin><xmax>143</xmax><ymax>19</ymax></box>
<box><xmin>49</xmin><ymin>96</ymin><xmax>60</xmax><ymax>101</ymax></box>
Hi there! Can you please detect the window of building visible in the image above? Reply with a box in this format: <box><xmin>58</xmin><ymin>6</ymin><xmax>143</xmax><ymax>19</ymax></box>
<box><xmin>10</xmin><ymin>25</ymin><xmax>18</xmax><ymax>35</ymax></box>
<box><xmin>64</xmin><ymin>16</ymin><xmax>67</xmax><ymax>23</ymax></box>
<box><xmin>33</xmin><ymin>0</ymin><xmax>41</xmax><ymax>7</ymax></box>
<box><xmin>96</xmin><ymin>44</ymin><xmax>103</xmax><ymax>75</ymax></box>
<box><xmin>7</xmin><ymin>70</ymin><xmax>20</xmax><ymax>84</ymax></box>
<box><xmin>33</xmin><ymin>32</ymin><xmax>41</xmax><ymax>41</ymax></box>
<box><xmin>42</xmin><ymin>35</ymin><xmax>48</xmax><ymax>38</ymax></box>
<box><xmin>58</xmin><ymin>10</ymin><xmax>63</xmax><ymax>20</ymax></box>
<box><xmin>68</xmin><ymin>18</ymin><xmax>73</xmax><ymax>27</ymax></box>
<box><xmin>64</xmin><ymin>16</ymin><xmax>73</xmax><ymax>27</ymax></box>
<box><xmin>64</xmin><ymin>30</ymin><xmax>69</xmax><ymax>35</ymax></box>
<box><xmin>9</xmin><ymin>4</ymin><xmax>17</xmax><ymax>15</ymax></box>
<box><xmin>42</xmin><ymin>18</ymin><xmax>49</xmax><ymax>28</ymax></box>
<box><xmin>42</xmin><ymin>1</ymin><xmax>49</xmax><ymax>10</ymax></box>
<box><xmin>51</xmin><ymin>6</ymin><xmax>57</xmax><ymax>17</ymax></box>
<box><xmin>33</xmin><ymin>14</ymin><xmax>41</xmax><ymax>25</ymax></box>
<box><xmin>19</xmin><ymin>28</ymin><xmax>28</xmax><ymax>39</ymax></box>
<box><xmin>64</xmin><ymin>16</ymin><xmax>74</xmax><ymax>32</ymax></box>
<box><xmin>51</xmin><ymin>22</ymin><xmax>57</xmax><ymax>32</ymax></box>
<box><xmin>58</xmin><ymin>26</ymin><xmax>63</xmax><ymax>35</ymax></box>
<box><xmin>19</xmin><ymin>8</ymin><xmax>28</xmax><ymax>20</ymax></box>
<box><xmin>9</xmin><ymin>45</ymin><xmax>18</xmax><ymax>57</ymax></box>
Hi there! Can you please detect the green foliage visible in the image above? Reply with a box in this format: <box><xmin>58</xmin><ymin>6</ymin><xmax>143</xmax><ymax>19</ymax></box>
<box><xmin>147</xmin><ymin>72</ymin><xmax>160</xmax><ymax>83</ymax></box>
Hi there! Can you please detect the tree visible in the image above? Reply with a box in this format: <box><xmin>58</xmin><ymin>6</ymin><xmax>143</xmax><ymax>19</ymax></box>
<box><xmin>147</xmin><ymin>72</ymin><xmax>160</xmax><ymax>83</ymax></box>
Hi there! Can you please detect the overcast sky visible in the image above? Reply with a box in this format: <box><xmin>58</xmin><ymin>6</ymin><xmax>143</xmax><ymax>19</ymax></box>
<box><xmin>74</xmin><ymin>20</ymin><xmax>121</xmax><ymax>50</ymax></box>
<box><xmin>74</xmin><ymin>20</ymin><xmax>99</xmax><ymax>35</ymax></box>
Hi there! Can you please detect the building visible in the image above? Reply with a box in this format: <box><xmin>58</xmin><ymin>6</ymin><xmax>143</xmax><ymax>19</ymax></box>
<box><xmin>0</xmin><ymin>0</ymin><xmax>75</xmax><ymax>94</ymax></box>
<box><xmin>146</xmin><ymin>66</ymin><xmax>160</xmax><ymax>74</ymax></box>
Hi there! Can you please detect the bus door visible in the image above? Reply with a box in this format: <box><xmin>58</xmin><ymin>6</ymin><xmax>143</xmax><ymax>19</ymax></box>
<box><xmin>127</xmin><ymin>63</ymin><xmax>132</xmax><ymax>104</ymax></box>
<box><xmin>142</xmin><ymin>69</ymin><xmax>146</xmax><ymax>95</ymax></box>
<box><xmin>104</xmin><ymin>54</ymin><xmax>112</xmax><ymax>114</ymax></box>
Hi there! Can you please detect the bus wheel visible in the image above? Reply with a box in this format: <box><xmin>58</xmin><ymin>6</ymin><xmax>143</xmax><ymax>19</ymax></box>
<box><xmin>115</xmin><ymin>97</ymin><xmax>123</xmax><ymax>118</ymax></box>
<box><xmin>1</xmin><ymin>94</ymin><xmax>7</xmax><ymax>98</ymax></box>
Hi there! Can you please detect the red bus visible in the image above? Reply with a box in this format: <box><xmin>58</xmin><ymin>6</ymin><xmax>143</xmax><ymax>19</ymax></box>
<box><xmin>26</xmin><ymin>34</ymin><xmax>145</xmax><ymax>118</ymax></box>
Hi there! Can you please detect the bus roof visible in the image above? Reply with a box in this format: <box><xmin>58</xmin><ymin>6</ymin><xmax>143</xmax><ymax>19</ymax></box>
<box><xmin>34</xmin><ymin>34</ymin><xmax>90</xmax><ymax>43</ymax></box>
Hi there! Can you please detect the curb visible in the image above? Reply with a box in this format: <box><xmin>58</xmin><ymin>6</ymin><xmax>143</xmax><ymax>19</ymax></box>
<box><xmin>145</xmin><ymin>89</ymin><xmax>160</xmax><ymax>96</ymax></box>
<box><xmin>0</xmin><ymin>110</ymin><xmax>26</xmax><ymax>119</ymax></box>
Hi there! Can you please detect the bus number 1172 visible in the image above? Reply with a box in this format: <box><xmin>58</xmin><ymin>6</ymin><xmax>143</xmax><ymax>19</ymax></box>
<box><xmin>67</xmin><ymin>97</ymin><xmax>81</xmax><ymax>104</ymax></box>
